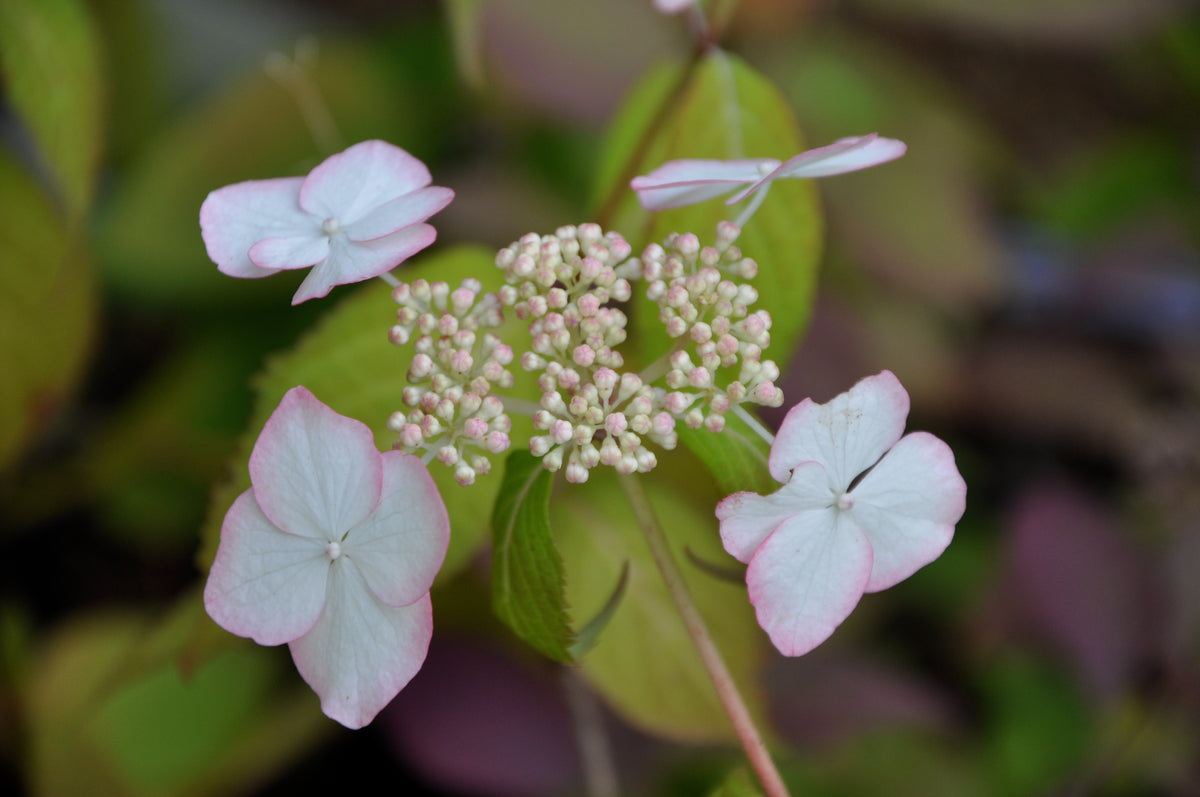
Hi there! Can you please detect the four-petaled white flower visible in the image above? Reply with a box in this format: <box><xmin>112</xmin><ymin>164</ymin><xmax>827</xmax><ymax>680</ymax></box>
<box><xmin>630</xmin><ymin>133</ymin><xmax>906</xmax><ymax>226</ymax></box>
<box><xmin>200</xmin><ymin>139</ymin><xmax>454</xmax><ymax>305</ymax></box>
<box><xmin>204</xmin><ymin>386</ymin><xmax>450</xmax><ymax>728</ymax></box>
<box><xmin>716</xmin><ymin>370</ymin><xmax>965</xmax><ymax>657</ymax></box>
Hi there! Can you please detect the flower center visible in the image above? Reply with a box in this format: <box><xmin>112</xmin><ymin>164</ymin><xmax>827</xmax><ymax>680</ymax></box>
<box><xmin>322</xmin><ymin>217</ymin><xmax>341</xmax><ymax>236</ymax></box>
<box><xmin>835</xmin><ymin>492</ymin><xmax>854</xmax><ymax>511</ymax></box>
<box><xmin>324</xmin><ymin>541</ymin><xmax>344</xmax><ymax>560</ymax></box>
<box><xmin>756</xmin><ymin>162</ymin><xmax>775</xmax><ymax>177</ymax></box>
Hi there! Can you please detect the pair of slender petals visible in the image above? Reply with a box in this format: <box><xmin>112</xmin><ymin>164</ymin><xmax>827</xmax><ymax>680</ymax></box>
<box><xmin>203</xmin><ymin>387</ymin><xmax>450</xmax><ymax>728</ymax></box>
<box><xmin>716</xmin><ymin>371</ymin><xmax>967</xmax><ymax>657</ymax></box>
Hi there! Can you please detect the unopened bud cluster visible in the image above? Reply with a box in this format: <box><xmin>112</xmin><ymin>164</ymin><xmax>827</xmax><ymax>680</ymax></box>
<box><xmin>385</xmin><ymin>222</ymin><xmax>785</xmax><ymax>485</ymax></box>
<box><xmin>628</xmin><ymin>221</ymin><xmax>784</xmax><ymax>433</ymax></box>
<box><xmin>387</xmin><ymin>278</ymin><xmax>514</xmax><ymax>486</ymax></box>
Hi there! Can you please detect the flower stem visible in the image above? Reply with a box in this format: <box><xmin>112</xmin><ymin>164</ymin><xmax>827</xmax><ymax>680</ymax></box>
<box><xmin>616</xmin><ymin>473</ymin><xmax>791</xmax><ymax>797</ymax></box>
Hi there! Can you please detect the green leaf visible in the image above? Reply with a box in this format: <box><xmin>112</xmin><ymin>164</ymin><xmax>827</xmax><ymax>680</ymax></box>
<box><xmin>592</xmin><ymin>51</ymin><xmax>819</xmax><ymax>492</ymax></box>
<box><xmin>675</xmin><ymin>414</ymin><xmax>774</xmax><ymax>497</ymax></box>
<box><xmin>0</xmin><ymin>149</ymin><xmax>96</xmax><ymax>471</ymax></box>
<box><xmin>707</xmin><ymin>767</ymin><xmax>764</xmax><ymax>797</ymax></box>
<box><xmin>554</xmin><ymin>466</ymin><xmax>767</xmax><ymax>742</ymax></box>
<box><xmin>198</xmin><ymin>246</ymin><xmax>528</xmax><ymax>585</ymax></box>
<box><xmin>568</xmin><ymin>561</ymin><xmax>630</xmax><ymax>659</ymax></box>
<box><xmin>25</xmin><ymin>610</ymin><xmax>327</xmax><ymax>797</ymax></box>
<box><xmin>491</xmin><ymin>451</ymin><xmax>573</xmax><ymax>662</ymax></box>
<box><xmin>593</xmin><ymin>50</ymin><xmax>822</xmax><ymax>360</ymax></box>
<box><xmin>0</xmin><ymin>0</ymin><xmax>104</xmax><ymax>219</ymax></box>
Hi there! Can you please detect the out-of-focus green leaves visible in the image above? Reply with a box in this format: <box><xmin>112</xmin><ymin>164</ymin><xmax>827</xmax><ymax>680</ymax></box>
<box><xmin>491</xmin><ymin>451</ymin><xmax>573</xmax><ymax>662</ymax></box>
<box><xmin>26</xmin><ymin>609</ymin><xmax>326</xmax><ymax>797</ymax></box>
<box><xmin>442</xmin><ymin>0</ymin><xmax>486</xmax><ymax>89</ymax></box>
<box><xmin>592</xmin><ymin>51</ymin><xmax>817</xmax><ymax>493</ymax></box>
<box><xmin>96</xmin><ymin>38</ymin><xmax>436</xmax><ymax>306</ymax></box>
<box><xmin>0</xmin><ymin>150</ymin><xmax>96</xmax><ymax>471</ymax></box>
<box><xmin>554</xmin><ymin>466</ymin><xmax>766</xmax><ymax>742</ymax></box>
<box><xmin>706</xmin><ymin>767</ymin><xmax>764</xmax><ymax>797</ymax></box>
<box><xmin>0</xmin><ymin>0</ymin><xmax>104</xmax><ymax>220</ymax></box>
<box><xmin>1030</xmin><ymin>134</ymin><xmax>1195</xmax><ymax>240</ymax></box>
<box><xmin>769</xmin><ymin>32</ymin><xmax>1003</xmax><ymax>311</ymax></box>
<box><xmin>198</xmin><ymin>246</ymin><xmax>525</xmax><ymax>586</ymax></box>
<box><xmin>978</xmin><ymin>654</ymin><xmax>1093</xmax><ymax>796</ymax></box>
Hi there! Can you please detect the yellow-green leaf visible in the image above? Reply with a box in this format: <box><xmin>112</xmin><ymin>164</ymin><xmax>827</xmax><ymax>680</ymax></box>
<box><xmin>0</xmin><ymin>0</ymin><xmax>104</xmax><ymax>219</ymax></box>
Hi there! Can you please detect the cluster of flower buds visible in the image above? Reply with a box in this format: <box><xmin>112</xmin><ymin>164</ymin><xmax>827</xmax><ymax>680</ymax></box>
<box><xmin>386</xmin><ymin>278</ymin><xmax>514</xmax><ymax>485</ymax></box>
<box><xmin>385</xmin><ymin>222</ymin><xmax>786</xmax><ymax>486</ymax></box>
<box><xmin>632</xmin><ymin>221</ymin><xmax>784</xmax><ymax>433</ymax></box>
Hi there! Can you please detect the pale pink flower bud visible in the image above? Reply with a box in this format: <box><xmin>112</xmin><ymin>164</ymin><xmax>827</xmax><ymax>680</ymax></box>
<box><xmin>485</xmin><ymin>431</ymin><xmax>510</xmax><ymax>453</ymax></box>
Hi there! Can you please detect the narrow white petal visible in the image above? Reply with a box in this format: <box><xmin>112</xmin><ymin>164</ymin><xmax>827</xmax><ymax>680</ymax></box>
<box><xmin>289</xmin><ymin>560</ymin><xmax>433</xmax><ymax>729</ymax></box>
<box><xmin>204</xmin><ymin>490</ymin><xmax>329</xmax><ymax>646</ymax></box>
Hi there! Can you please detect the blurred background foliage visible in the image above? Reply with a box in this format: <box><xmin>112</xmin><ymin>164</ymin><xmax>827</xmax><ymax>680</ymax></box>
<box><xmin>1</xmin><ymin>0</ymin><xmax>1199</xmax><ymax>794</ymax></box>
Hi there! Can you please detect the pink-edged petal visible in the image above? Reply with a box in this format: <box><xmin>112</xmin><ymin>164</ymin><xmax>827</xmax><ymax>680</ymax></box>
<box><xmin>250</xmin><ymin>386</ymin><xmax>382</xmax><ymax>539</ymax></box>
<box><xmin>290</xmin><ymin>223</ymin><xmax>436</xmax><ymax>305</ymax></box>
<box><xmin>769</xmin><ymin>370</ymin><xmax>910</xmax><ymax>488</ymax></box>
<box><xmin>248</xmin><ymin>232</ymin><xmax>329</xmax><ymax>271</ymax></box>
<box><xmin>200</xmin><ymin>177</ymin><xmax>309</xmax><ymax>278</ymax></box>
<box><xmin>290</xmin><ymin>562</ymin><xmax>433</xmax><ymax>729</ymax></box>
<box><xmin>630</xmin><ymin>158</ymin><xmax>772</xmax><ymax>210</ymax></box>
<box><xmin>717</xmin><ymin>460</ymin><xmax>832</xmax><ymax>563</ymax></box>
<box><xmin>203</xmin><ymin>489</ymin><xmax>329</xmax><ymax>646</ymax></box>
<box><xmin>346</xmin><ymin>451</ymin><xmax>450</xmax><ymax>607</ymax></box>
<box><xmin>342</xmin><ymin>186</ymin><xmax>455</xmax><ymax>242</ymax></box>
<box><xmin>725</xmin><ymin>135</ymin><xmax>906</xmax><ymax>205</ymax></box>
<box><xmin>746</xmin><ymin>509</ymin><xmax>873</xmax><ymax>657</ymax></box>
<box><xmin>299</xmin><ymin>140</ymin><xmax>433</xmax><ymax>225</ymax></box>
<box><xmin>850</xmin><ymin>431</ymin><xmax>966</xmax><ymax>592</ymax></box>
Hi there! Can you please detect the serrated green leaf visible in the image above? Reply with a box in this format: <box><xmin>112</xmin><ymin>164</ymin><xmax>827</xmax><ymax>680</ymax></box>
<box><xmin>592</xmin><ymin>51</ymin><xmax>819</xmax><ymax>493</ymax></box>
<box><xmin>0</xmin><ymin>149</ymin><xmax>96</xmax><ymax>471</ymax></box>
<box><xmin>707</xmin><ymin>767</ymin><xmax>764</xmax><ymax>797</ymax></box>
<box><xmin>491</xmin><ymin>451</ymin><xmax>573</xmax><ymax>662</ymax></box>
<box><xmin>568</xmin><ymin>561</ymin><xmax>629</xmax><ymax>660</ymax></box>
<box><xmin>198</xmin><ymin>246</ymin><xmax>528</xmax><ymax>585</ymax></box>
<box><xmin>554</xmin><ymin>465</ymin><xmax>766</xmax><ymax>742</ymax></box>
<box><xmin>0</xmin><ymin>0</ymin><xmax>104</xmax><ymax>219</ymax></box>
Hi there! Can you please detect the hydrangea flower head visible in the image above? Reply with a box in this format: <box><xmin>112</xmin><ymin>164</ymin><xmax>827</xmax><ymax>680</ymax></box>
<box><xmin>200</xmin><ymin>140</ymin><xmax>454</xmax><ymax>304</ymax></box>
<box><xmin>204</xmin><ymin>386</ymin><xmax>450</xmax><ymax>728</ymax></box>
<box><xmin>716</xmin><ymin>371</ymin><xmax>965</xmax><ymax>657</ymax></box>
<box><xmin>631</xmin><ymin>134</ymin><xmax>906</xmax><ymax>225</ymax></box>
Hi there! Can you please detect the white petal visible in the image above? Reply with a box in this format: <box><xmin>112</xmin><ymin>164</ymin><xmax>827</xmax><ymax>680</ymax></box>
<box><xmin>204</xmin><ymin>490</ymin><xmax>329</xmax><ymax>646</ymax></box>
<box><xmin>343</xmin><ymin>187</ymin><xmax>454</xmax><ymax>242</ymax></box>
<box><xmin>249</xmin><ymin>387</ymin><xmax>382</xmax><ymax>540</ymax></box>
<box><xmin>289</xmin><ymin>560</ymin><xmax>433</xmax><ymax>729</ymax></box>
<box><xmin>724</xmin><ymin>135</ymin><xmax>906</xmax><ymax>206</ymax></box>
<box><xmin>199</xmin><ymin>177</ymin><xmax>309</xmax><ymax>278</ymax></box>
<box><xmin>630</xmin><ymin>159</ymin><xmax>771</xmax><ymax>210</ymax></box>
<box><xmin>346</xmin><ymin>452</ymin><xmax>450</xmax><ymax>607</ymax></box>
<box><xmin>769</xmin><ymin>370</ymin><xmax>910</xmax><ymax>489</ymax></box>
<box><xmin>745</xmin><ymin>509</ymin><xmax>873</xmax><ymax>657</ymax></box>
<box><xmin>776</xmin><ymin>134</ymin><xmax>907</xmax><ymax>179</ymax></box>
<box><xmin>248</xmin><ymin>232</ymin><xmax>329</xmax><ymax>271</ymax></box>
<box><xmin>717</xmin><ymin>460</ymin><xmax>832</xmax><ymax>563</ymax></box>
<box><xmin>290</xmin><ymin>224</ymin><xmax>437</xmax><ymax>305</ymax></box>
<box><xmin>850</xmin><ymin>432</ymin><xmax>966</xmax><ymax>592</ymax></box>
<box><xmin>299</xmin><ymin>140</ymin><xmax>433</xmax><ymax>225</ymax></box>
